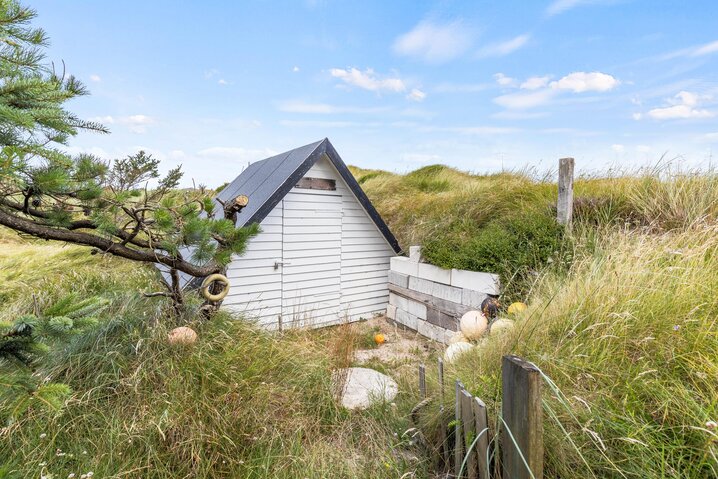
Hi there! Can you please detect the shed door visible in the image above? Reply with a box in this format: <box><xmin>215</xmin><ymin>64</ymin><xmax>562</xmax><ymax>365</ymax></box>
<box><xmin>280</xmin><ymin>191</ymin><xmax>342</xmax><ymax>327</ymax></box>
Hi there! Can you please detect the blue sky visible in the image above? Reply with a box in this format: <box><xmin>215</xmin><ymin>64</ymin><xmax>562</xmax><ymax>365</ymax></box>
<box><xmin>31</xmin><ymin>0</ymin><xmax>718</xmax><ymax>186</ymax></box>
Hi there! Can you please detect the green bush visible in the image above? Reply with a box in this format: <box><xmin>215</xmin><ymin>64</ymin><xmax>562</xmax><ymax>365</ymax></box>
<box><xmin>422</xmin><ymin>208</ymin><xmax>571</xmax><ymax>300</ymax></box>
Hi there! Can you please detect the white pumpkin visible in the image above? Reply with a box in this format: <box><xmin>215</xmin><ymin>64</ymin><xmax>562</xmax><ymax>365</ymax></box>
<box><xmin>489</xmin><ymin>318</ymin><xmax>514</xmax><ymax>336</ymax></box>
<box><xmin>459</xmin><ymin>310</ymin><xmax>488</xmax><ymax>340</ymax></box>
<box><xmin>168</xmin><ymin>326</ymin><xmax>197</xmax><ymax>345</ymax></box>
<box><xmin>444</xmin><ymin>342</ymin><xmax>474</xmax><ymax>363</ymax></box>
<box><xmin>448</xmin><ymin>331</ymin><xmax>470</xmax><ymax>345</ymax></box>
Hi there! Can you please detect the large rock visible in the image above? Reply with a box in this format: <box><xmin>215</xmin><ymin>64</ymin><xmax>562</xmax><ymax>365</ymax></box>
<box><xmin>334</xmin><ymin>367</ymin><xmax>398</xmax><ymax>410</ymax></box>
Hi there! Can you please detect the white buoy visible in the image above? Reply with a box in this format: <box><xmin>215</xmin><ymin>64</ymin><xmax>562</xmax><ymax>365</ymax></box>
<box><xmin>448</xmin><ymin>331</ymin><xmax>469</xmax><ymax>344</ymax></box>
<box><xmin>459</xmin><ymin>310</ymin><xmax>488</xmax><ymax>340</ymax></box>
<box><xmin>444</xmin><ymin>342</ymin><xmax>474</xmax><ymax>363</ymax></box>
<box><xmin>489</xmin><ymin>318</ymin><xmax>515</xmax><ymax>336</ymax></box>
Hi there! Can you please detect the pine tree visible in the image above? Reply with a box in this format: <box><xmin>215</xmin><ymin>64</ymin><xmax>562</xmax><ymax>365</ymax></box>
<box><xmin>0</xmin><ymin>0</ymin><xmax>259</xmax><ymax>313</ymax></box>
<box><xmin>0</xmin><ymin>294</ymin><xmax>107</xmax><ymax>423</ymax></box>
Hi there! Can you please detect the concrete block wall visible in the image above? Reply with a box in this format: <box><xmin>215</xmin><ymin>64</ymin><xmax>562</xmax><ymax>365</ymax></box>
<box><xmin>387</xmin><ymin>247</ymin><xmax>500</xmax><ymax>344</ymax></box>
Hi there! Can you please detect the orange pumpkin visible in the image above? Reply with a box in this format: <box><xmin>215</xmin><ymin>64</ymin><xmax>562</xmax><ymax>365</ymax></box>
<box><xmin>374</xmin><ymin>333</ymin><xmax>386</xmax><ymax>345</ymax></box>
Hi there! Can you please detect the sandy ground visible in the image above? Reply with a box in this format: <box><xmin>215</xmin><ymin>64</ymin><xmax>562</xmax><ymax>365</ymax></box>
<box><xmin>352</xmin><ymin>315</ymin><xmax>440</xmax><ymax>364</ymax></box>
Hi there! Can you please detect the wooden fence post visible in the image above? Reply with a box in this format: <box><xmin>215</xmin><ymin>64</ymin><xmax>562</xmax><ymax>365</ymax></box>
<box><xmin>437</xmin><ymin>358</ymin><xmax>450</xmax><ymax>469</ymax></box>
<box><xmin>472</xmin><ymin>398</ymin><xmax>490</xmax><ymax>479</ymax></box>
<box><xmin>501</xmin><ymin>355</ymin><xmax>543</xmax><ymax>479</ymax></box>
<box><xmin>419</xmin><ymin>364</ymin><xmax>427</xmax><ymax>399</ymax></box>
<box><xmin>557</xmin><ymin>157</ymin><xmax>574</xmax><ymax>225</ymax></box>
<box><xmin>460</xmin><ymin>388</ymin><xmax>478</xmax><ymax>479</ymax></box>
<box><xmin>455</xmin><ymin>380</ymin><xmax>464</xmax><ymax>477</ymax></box>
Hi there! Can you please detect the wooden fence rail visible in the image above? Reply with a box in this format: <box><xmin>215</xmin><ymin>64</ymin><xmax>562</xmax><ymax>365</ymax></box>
<box><xmin>419</xmin><ymin>355</ymin><xmax>543</xmax><ymax>478</ymax></box>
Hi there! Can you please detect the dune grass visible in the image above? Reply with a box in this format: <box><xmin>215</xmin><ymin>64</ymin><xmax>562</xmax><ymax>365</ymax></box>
<box><xmin>437</xmin><ymin>226</ymin><xmax>718</xmax><ymax>477</ymax></box>
<box><xmin>351</xmin><ymin>163</ymin><xmax>718</xmax><ymax>301</ymax></box>
<box><xmin>1</xmin><ymin>163</ymin><xmax>717</xmax><ymax>478</ymax></box>
<box><xmin>0</xmin><ymin>230</ymin><xmax>429</xmax><ymax>479</ymax></box>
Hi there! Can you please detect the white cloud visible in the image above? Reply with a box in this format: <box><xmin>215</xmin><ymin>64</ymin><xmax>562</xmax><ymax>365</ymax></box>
<box><xmin>646</xmin><ymin>91</ymin><xmax>714</xmax><ymax>120</ymax></box>
<box><xmin>277</xmin><ymin>100</ymin><xmax>388</xmax><ymax>114</ymax></box>
<box><xmin>89</xmin><ymin>74</ymin><xmax>101</xmax><ymax>82</ymax></box>
<box><xmin>122</xmin><ymin>114</ymin><xmax>155</xmax><ymax>133</ymax></box>
<box><xmin>660</xmin><ymin>39</ymin><xmax>718</xmax><ymax>60</ymax></box>
<box><xmin>89</xmin><ymin>115</ymin><xmax>115</xmax><ymax>124</ymax></box>
<box><xmin>477</xmin><ymin>34</ymin><xmax>530</xmax><ymax>58</ymax></box>
<box><xmin>392</xmin><ymin>20</ymin><xmax>473</xmax><ymax>63</ymax></box>
<box><xmin>204</xmin><ymin>68</ymin><xmax>219</xmax><ymax>79</ymax></box>
<box><xmin>88</xmin><ymin>114</ymin><xmax>155</xmax><ymax>133</ymax></box>
<box><xmin>703</xmin><ymin>132</ymin><xmax>718</xmax><ymax>142</ymax></box>
<box><xmin>406</xmin><ymin>88</ymin><xmax>427</xmax><ymax>102</ymax></box>
<box><xmin>493</xmin><ymin>73</ymin><xmax>516</xmax><ymax>87</ymax></box>
<box><xmin>492</xmin><ymin>71</ymin><xmax>618</xmax><ymax>110</ymax></box>
<box><xmin>330</xmin><ymin>67</ymin><xmax>406</xmax><ymax>93</ymax></box>
<box><xmin>550</xmin><ymin>71</ymin><xmax>619</xmax><ymax>93</ymax></box>
<box><xmin>545</xmin><ymin>0</ymin><xmax>609</xmax><ymax>16</ymax></box>
<box><xmin>197</xmin><ymin>147</ymin><xmax>277</xmax><ymax>161</ymax></box>
<box><xmin>611</xmin><ymin>144</ymin><xmax>625</xmax><ymax>153</ymax></box>
<box><xmin>632</xmin><ymin>112</ymin><xmax>643</xmax><ymax>120</ymax></box>
<box><xmin>691</xmin><ymin>40</ymin><xmax>718</xmax><ymax>56</ymax></box>
<box><xmin>520</xmin><ymin>76</ymin><xmax>551</xmax><ymax>90</ymax></box>
<box><xmin>168</xmin><ymin>150</ymin><xmax>186</xmax><ymax>160</ymax></box>
<box><xmin>494</xmin><ymin>89</ymin><xmax>557</xmax><ymax>109</ymax></box>
<box><xmin>218</xmin><ymin>79</ymin><xmax>229</xmax><ymax>85</ymax></box>
<box><xmin>292</xmin><ymin>66</ymin><xmax>300</xmax><ymax>72</ymax></box>
<box><xmin>434</xmin><ymin>82</ymin><xmax>492</xmax><ymax>93</ymax></box>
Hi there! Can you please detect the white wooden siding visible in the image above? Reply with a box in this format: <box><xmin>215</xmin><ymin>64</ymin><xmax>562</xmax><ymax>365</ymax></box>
<box><xmin>223</xmin><ymin>203</ymin><xmax>283</xmax><ymax>328</ymax></box>
<box><xmin>305</xmin><ymin>156</ymin><xmax>394</xmax><ymax>324</ymax></box>
<box><xmin>223</xmin><ymin>154</ymin><xmax>395</xmax><ymax>328</ymax></box>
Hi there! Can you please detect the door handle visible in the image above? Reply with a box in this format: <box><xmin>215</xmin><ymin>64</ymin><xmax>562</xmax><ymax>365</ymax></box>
<box><xmin>274</xmin><ymin>260</ymin><xmax>292</xmax><ymax>270</ymax></box>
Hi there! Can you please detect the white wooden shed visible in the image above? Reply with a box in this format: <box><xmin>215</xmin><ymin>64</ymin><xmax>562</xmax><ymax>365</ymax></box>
<box><xmin>215</xmin><ymin>139</ymin><xmax>401</xmax><ymax>329</ymax></box>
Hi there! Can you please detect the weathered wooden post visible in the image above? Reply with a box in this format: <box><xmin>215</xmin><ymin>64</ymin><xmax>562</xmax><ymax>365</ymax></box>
<box><xmin>472</xmin><ymin>398</ymin><xmax>490</xmax><ymax>479</ymax></box>
<box><xmin>419</xmin><ymin>363</ymin><xmax>427</xmax><ymax>399</ymax></box>
<box><xmin>557</xmin><ymin>157</ymin><xmax>574</xmax><ymax>226</ymax></box>
<box><xmin>460</xmin><ymin>388</ymin><xmax>478</xmax><ymax>479</ymax></box>
<box><xmin>501</xmin><ymin>355</ymin><xmax>543</xmax><ymax>479</ymax></box>
<box><xmin>455</xmin><ymin>380</ymin><xmax>464</xmax><ymax>477</ymax></box>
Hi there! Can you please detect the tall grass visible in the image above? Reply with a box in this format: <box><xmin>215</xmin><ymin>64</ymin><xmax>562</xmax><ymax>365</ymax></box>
<box><xmin>0</xmin><ymin>231</ymin><xmax>428</xmax><ymax>479</ymax></box>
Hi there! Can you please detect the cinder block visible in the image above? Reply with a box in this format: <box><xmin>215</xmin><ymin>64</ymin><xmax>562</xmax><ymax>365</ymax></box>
<box><xmin>451</xmin><ymin>269</ymin><xmax>501</xmax><ymax>295</ymax></box>
<box><xmin>396</xmin><ymin>309</ymin><xmax>418</xmax><ymax>330</ymax></box>
<box><xmin>417</xmin><ymin>262</ymin><xmax>452</xmax><ymax>285</ymax></box>
<box><xmin>418</xmin><ymin>320</ymin><xmax>447</xmax><ymax>343</ymax></box>
<box><xmin>431</xmin><ymin>282</ymin><xmax>463</xmax><ymax>303</ymax></box>
<box><xmin>441</xmin><ymin>328</ymin><xmax>454</xmax><ymax>345</ymax></box>
<box><xmin>409</xmin><ymin>245</ymin><xmax>422</xmax><ymax>263</ymax></box>
<box><xmin>462</xmin><ymin>289</ymin><xmax>488</xmax><ymax>309</ymax></box>
<box><xmin>406</xmin><ymin>298</ymin><xmax>427</xmax><ymax>320</ymax></box>
<box><xmin>427</xmin><ymin>307</ymin><xmax>458</xmax><ymax>330</ymax></box>
<box><xmin>408</xmin><ymin>276</ymin><xmax>434</xmax><ymax>296</ymax></box>
<box><xmin>391</xmin><ymin>256</ymin><xmax>419</xmax><ymax>277</ymax></box>
<box><xmin>388</xmin><ymin>271</ymin><xmax>409</xmax><ymax>288</ymax></box>
<box><xmin>386</xmin><ymin>304</ymin><xmax>396</xmax><ymax>320</ymax></box>
<box><xmin>389</xmin><ymin>292</ymin><xmax>409</xmax><ymax>312</ymax></box>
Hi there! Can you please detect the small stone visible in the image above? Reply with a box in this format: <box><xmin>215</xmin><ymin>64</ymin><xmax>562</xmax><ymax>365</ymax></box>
<box><xmin>333</xmin><ymin>367</ymin><xmax>398</xmax><ymax>410</ymax></box>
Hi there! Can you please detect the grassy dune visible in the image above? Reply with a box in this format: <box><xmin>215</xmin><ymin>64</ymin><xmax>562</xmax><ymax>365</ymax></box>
<box><xmin>1</xmin><ymin>164</ymin><xmax>717</xmax><ymax>478</ymax></box>
<box><xmin>350</xmin><ymin>164</ymin><xmax>718</xmax><ymax>477</ymax></box>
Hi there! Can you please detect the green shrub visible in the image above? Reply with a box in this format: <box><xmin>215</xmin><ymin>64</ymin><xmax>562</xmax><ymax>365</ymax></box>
<box><xmin>422</xmin><ymin>208</ymin><xmax>571</xmax><ymax>300</ymax></box>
